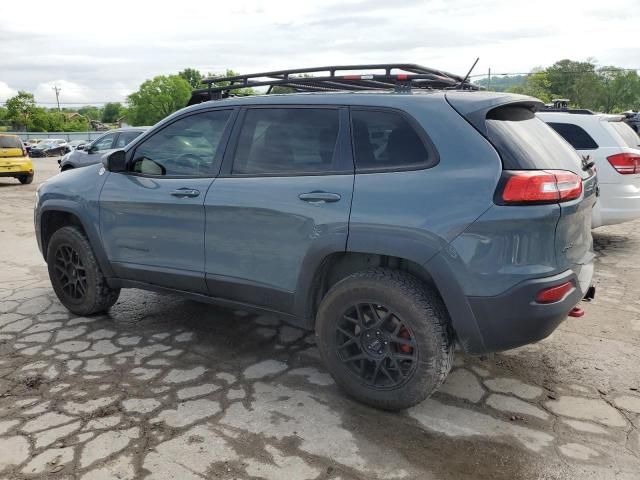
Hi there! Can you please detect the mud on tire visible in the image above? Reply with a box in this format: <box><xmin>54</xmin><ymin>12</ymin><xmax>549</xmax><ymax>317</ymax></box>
<box><xmin>47</xmin><ymin>226</ymin><xmax>120</xmax><ymax>315</ymax></box>
<box><xmin>315</xmin><ymin>268</ymin><xmax>454</xmax><ymax>411</ymax></box>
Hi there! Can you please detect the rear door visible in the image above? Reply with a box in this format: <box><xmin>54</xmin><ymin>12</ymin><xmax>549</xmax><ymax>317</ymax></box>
<box><xmin>203</xmin><ymin>106</ymin><xmax>354</xmax><ymax>314</ymax></box>
<box><xmin>100</xmin><ymin>109</ymin><xmax>235</xmax><ymax>293</ymax></box>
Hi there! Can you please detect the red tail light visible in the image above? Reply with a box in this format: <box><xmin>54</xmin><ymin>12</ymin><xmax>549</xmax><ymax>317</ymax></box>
<box><xmin>607</xmin><ymin>153</ymin><xmax>640</xmax><ymax>175</ymax></box>
<box><xmin>536</xmin><ymin>281</ymin><xmax>574</xmax><ymax>304</ymax></box>
<box><xmin>499</xmin><ymin>170</ymin><xmax>582</xmax><ymax>205</ymax></box>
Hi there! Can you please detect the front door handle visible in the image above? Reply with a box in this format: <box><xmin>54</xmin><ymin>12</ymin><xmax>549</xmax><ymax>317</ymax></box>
<box><xmin>170</xmin><ymin>188</ymin><xmax>200</xmax><ymax>198</ymax></box>
<box><xmin>298</xmin><ymin>192</ymin><xmax>341</xmax><ymax>203</ymax></box>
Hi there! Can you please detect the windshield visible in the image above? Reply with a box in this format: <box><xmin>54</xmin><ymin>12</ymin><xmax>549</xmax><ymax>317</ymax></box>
<box><xmin>0</xmin><ymin>136</ymin><xmax>23</xmax><ymax>149</ymax></box>
<box><xmin>486</xmin><ymin>106</ymin><xmax>590</xmax><ymax>179</ymax></box>
<box><xmin>610</xmin><ymin>121</ymin><xmax>640</xmax><ymax>148</ymax></box>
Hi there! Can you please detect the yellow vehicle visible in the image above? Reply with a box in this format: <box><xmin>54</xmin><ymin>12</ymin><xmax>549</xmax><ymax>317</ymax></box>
<box><xmin>0</xmin><ymin>134</ymin><xmax>34</xmax><ymax>184</ymax></box>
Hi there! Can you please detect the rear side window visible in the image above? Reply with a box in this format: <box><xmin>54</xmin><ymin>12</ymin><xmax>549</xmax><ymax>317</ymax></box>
<box><xmin>93</xmin><ymin>133</ymin><xmax>117</xmax><ymax>151</ymax></box>
<box><xmin>0</xmin><ymin>136</ymin><xmax>23</xmax><ymax>148</ymax></box>
<box><xmin>547</xmin><ymin>122</ymin><xmax>598</xmax><ymax>150</ymax></box>
<box><xmin>486</xmin><ymin>106</ymin><xmax>589</xmax><ymax>179</ymax></box>
<box><xmin>115</xmin><ymin>131</ymin><xmax>143</xmax><ymax>149</ymax></box>
<box><xmin>351</xmin><ymin>109</ymin><xmax>431</xmax><ymax>170</ymax></box>
<box><xmin>610</xmin><ymin>121</ymin><xmax>640</xmax><ymax>149</ymax></box>
<box><xmin>232</xmin><ymin>108</ymin><xmax>339</xmax><ymax>175</ymax></box>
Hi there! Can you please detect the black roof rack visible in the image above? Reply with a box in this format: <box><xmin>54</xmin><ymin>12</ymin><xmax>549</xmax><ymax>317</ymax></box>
<box><xmin>187</xmin><ymin>63</ymin><xmax>480</xmax><ymax>105</ymax></box>
<box><xmin>539</xmin><ymin>98</ymin><xmax>594</xmax><ymax>115</ymax></box>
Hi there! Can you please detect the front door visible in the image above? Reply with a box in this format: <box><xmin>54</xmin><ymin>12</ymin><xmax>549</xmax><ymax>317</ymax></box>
<box><xmin>99</xmin><ymin>109</ymin><xmax>235</xmax><ymax>293</ymax></box>
<box><xmin>204</xmin><ymin>106</ymin><xmax>354</xmax><ymax>314</ymax></box>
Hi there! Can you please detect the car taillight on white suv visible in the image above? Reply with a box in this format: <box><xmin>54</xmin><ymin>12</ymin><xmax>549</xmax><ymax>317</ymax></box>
<box><xmin>607</xmin><ymin>152</ymin><xmax>640</xmax><ymax>175</ymax></box>
<box><xmin>497</xmin><ymin>170</ymin><xmax>583</xmax><ymax>205</ymax></box>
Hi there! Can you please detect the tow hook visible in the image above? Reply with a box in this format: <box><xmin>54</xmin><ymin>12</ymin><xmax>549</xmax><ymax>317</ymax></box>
<box><xmin>569</xmin><ymin>306</ymin><xmax>585</xmax><ymax>317</ymax></box>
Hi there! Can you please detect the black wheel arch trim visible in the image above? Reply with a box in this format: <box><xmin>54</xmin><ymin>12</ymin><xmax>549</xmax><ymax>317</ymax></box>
<box><xmin>38</xmin><ymin>201</ymin><xmax>114</xmax><ymax>278</ymax></box>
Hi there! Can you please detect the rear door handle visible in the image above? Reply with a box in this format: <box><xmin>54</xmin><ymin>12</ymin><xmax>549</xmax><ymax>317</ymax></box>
<box><xmin>298</xmin><ymin>192</ymin><xmax>341</xmax><ymax>203</ymax></box>
<box><xmin>170</xmin><ymin>188</ymin><xmax>200</xmax><ymax>198</ymax></box>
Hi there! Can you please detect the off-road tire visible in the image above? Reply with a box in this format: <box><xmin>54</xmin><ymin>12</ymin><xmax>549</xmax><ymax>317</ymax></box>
<box><xmin>18</xmin><ymin>174</ymin><xmax>33</xmax><ymax>184</ymax></box>
<box><xmin>316</xmin><ymin>268</ymin><xmax>454</xmax><ymax>411</ymax></box>
<box><xmin>47</xmin><ymin>226</ymin><xmax>120</xmax><ymax>315</ymax></box>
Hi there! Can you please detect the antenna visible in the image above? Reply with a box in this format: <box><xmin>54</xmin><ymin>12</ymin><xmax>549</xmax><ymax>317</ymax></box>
<box><xmin>459</xmin><ymin>57</ymin><xmax>480</xmax><ymax>89</ymax></box>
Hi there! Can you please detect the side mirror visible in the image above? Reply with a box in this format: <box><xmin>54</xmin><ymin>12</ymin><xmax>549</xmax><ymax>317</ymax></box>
<box><xmin>76</xmin><ymin>144</ymin><xmax>86</xmax><ymax>151</ymax></box>
<box><xmin>86</xmin><ymin>145</ymin><xmax>96</xmax><ymax>154</ymax></box>
<box><xmin>103</xmin><ymin>149</ymin><xmax>126</xmax><ymax>173</ymax></box>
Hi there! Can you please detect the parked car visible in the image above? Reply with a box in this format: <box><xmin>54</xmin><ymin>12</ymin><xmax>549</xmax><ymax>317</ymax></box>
<box><xmin>35</xmin><ymin>65</ymin><xmax>596</xmax><ymax>410</ymax></box>
<box><xmin>59</xmin><ymin>128</ymin><xmax>147</xmax><ymax>170</ymax></box>
<box><xmin>67</xmin><ymin>140</ymin><xmax>90</xmax><ymax>151</ymax></box>
<box><xmin>538</xmin><ymin>111</ymin><xmax>640</xmax><ymax>228</ymax></box>
<box><xmin>623</xmin><ymin>111</ymin><xmax>640</xmax><ymax>133</ymax></box>
<box><xmin>0</xmin><ymin>134</ymin><xmax>34</xmax><ymax>184</ymax></box>
<box><xmin>29</xmin><ymin>139</ymin><xmax>68</xmax><ymax>157</ymax></box>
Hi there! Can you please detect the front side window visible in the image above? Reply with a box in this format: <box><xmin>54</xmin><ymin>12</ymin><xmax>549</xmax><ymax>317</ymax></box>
<box><xmin>131</xmin><ymin>110</ymin><xmax>231</xmax><ymax>176</ymax></box>
<box><xmin>92</xmin><ymin>133</ymin><xmax>117</xmax><ymax>151</ymax></box>
<box><xmin>351</xmin><ymin>109</ymin><xmax>430</xmax><ymax>170</ymax></box>
<box><xmin>547</xmin><ymin>122</ymin><xmax>598</xmax><ymax>150</ymax></box>
<box><xmin>232</xmin><ymin>108</ymin><xmax>340</xmax><ymax>175</ymax></box>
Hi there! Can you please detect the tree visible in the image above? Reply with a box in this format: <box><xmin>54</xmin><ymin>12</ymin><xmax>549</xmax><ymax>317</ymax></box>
<box><xmin>597</xmin><ymin>67</ymin><xmax>640</xmax><ymax>113</ymax></box>
<box><xmin>546</xmin><ymin>59</ymin><xmax>597</xmax><ymax>99</ymax></box>
<box><xmin>178</xmin><ymin>68</ymin><xmax>203</xmax><ymax>89</ymax></box>
<box><xmin>508</xmin><ymin>68</ymin><xmax>552</xmax><ymax>102</ymax></box>
<box><xmin>127</xmin><ymin>75</ymin><xmax>192</xmax><ymax>126</ymax></box>
<box><xmin>102</xmin><ymin>102</ymin><xmax>124</xmax><ymax>123</ymax></box>
<box><xmin>5</xmin><ymin>91</ymin><xmax>36</xmax><ymax>130</ymax></box>
<box><xmin>78</xmin><ymin>105</ymin><xmax>102</xmax><ymax>121</ymax></box>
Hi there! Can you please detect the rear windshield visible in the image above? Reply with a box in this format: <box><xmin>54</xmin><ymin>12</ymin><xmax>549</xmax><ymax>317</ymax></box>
<box><xmin>486</xmin><ymin>106</ymin><xmax>589</xmax><ymax>179</ymax></box>
<box><xmin>609</xmin><ymin>121</ymin><xmax>640</xmax><ymax>149</ymax></box>
<box><xmin>0</xmin><ymin>136</ymin><xmax>23</xmax><ymax>149</ymax></box>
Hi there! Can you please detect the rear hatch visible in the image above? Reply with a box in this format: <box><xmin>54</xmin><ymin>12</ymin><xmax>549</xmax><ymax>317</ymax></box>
<box><xmin>0</xmin><ymin>135</ymin><xmax>25</xmax><ymax>158</ymax></box>
<box><xmin>446</xmin><ymin>93</ymin><xmax>596</xmax><ymax>274</ymax></box>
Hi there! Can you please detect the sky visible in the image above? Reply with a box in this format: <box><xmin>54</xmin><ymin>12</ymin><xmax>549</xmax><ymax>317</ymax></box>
<box><xmin>1</xmin><ymin>0</ymin><xmax>638</xmax><ymax>106</ymax></box>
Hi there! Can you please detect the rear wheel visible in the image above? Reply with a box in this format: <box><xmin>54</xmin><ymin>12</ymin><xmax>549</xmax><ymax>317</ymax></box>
<box><xmin>18</xmin><ymin>174</ymin><xmax>33</xmax><ymax>184</ymax></box>
<box><xmin>316</xmin><ymin>268</ymin><xmax>454</xmax><ymax>410</ymax></box>
<box><xmin>47</xmin><ymin>226</ymin><xmax>120</xmax><ymax>315</ymax></box>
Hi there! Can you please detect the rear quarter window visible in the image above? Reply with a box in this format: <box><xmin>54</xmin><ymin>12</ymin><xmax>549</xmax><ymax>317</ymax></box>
<box><xmin>547</xmin><ymin>122</ymin><xmax>598</xmax><ymax>150</ymax></box>
<box><xmin>351</xmin><ymin>109</ymin><xmax>435</xmax><ymax>171</ymax></box>
<box><xmin>486</xmin><ymin>106</ymin><xmax>589</xmax><ymax>179</ymax></box>
<box><xmin>609</xmin><ymin>121</ymin><xmax>640</xmax><ymax>149</ymax></box>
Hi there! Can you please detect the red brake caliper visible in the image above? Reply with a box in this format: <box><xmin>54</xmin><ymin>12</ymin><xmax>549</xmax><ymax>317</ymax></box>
<box><xmin>398</xmin><ymin>327</ymin><xmax>413</xmax><ymax>353</ymax></box>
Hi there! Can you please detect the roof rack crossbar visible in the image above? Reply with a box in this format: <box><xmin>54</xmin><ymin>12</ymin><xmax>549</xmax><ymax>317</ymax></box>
<box><xmin>188</xmin><ymin>64</ymin><xmax>479</xmax><ymax>104</ymax></box>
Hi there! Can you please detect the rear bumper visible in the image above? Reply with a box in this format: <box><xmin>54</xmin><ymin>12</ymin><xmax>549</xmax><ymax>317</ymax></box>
<box><xmin>592</xmin><ymin>182</ymin><xmax>640</xmax><ymax>228</ymax></box>
<box><xmin>465</xmin><ymin>266</ymin><xmax>593</xmax><ymax>353</ymax></box>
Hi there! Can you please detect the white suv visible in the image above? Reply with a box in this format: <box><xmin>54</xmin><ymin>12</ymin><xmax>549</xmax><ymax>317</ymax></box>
<box><xmin>538</xmin><ymin>111</ymin><xmax>640</xmax><ymax>228</ymax></box>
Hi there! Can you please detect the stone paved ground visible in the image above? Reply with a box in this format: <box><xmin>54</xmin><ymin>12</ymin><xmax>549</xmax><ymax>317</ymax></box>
<box><xmin>0</xmin><ymin>158</ymin><xmax>639</xmax><ymax>479</ymax></box>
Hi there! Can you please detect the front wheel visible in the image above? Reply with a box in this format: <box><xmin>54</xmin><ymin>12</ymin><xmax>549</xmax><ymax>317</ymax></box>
<box><xmin>316</xmin><ymin>268</ymin><xmax>454</xmax><ymax>410</ymax></box>
<box><xmin>18</xmin><ymin>174</ymin><xmax>33</xmax><ymax>184</ymax></box>
<box><xmin>47</xmin><ymin>226</ymin><xmax>120</xmax><ymax>315</ymax></box>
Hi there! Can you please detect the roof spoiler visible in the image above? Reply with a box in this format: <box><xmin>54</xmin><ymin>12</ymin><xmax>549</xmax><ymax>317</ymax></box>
<box><xmin>445</xmin><ymin>92</ymin><xmax>544</xmax><ymax>136</ymax></box>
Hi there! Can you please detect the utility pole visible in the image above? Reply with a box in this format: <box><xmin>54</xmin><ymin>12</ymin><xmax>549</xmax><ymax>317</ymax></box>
<box><xmin>52</xmin><ymin>86</ymin><xmax>61</xmax><ymax>111</ymax></box>
<box><xmin>487</xmin><ymin>68</ymin><xmax>491</xmax><ymax>91</ymax></box>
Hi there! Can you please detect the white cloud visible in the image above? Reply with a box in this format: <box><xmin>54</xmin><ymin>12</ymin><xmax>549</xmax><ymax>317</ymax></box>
<box><xmin>0</xmin><ymin>82</ymin><xmax>18</xmax><ymax>103</ymax></box>
<box><xmin>0</xmin><ymin>0</ymin><xmax>637</xmax><ymax>106</ymax></box>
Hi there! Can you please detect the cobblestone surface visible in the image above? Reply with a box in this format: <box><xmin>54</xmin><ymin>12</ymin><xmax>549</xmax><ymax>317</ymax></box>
<box><xmin>0</xmin><ymin>159</ymin><xmax>638</xmax><ymax>479</ymax></box>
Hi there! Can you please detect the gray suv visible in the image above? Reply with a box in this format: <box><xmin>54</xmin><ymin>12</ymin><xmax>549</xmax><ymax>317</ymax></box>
<box><xmin>34</xmin><ymin>65</ymin><xmax>596</xmax><ymax>410</ymax></box>
<box><xmin>58</xmin><ymin>127</ymin><xmax>147</xmax><ymax>170</ymax></box>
